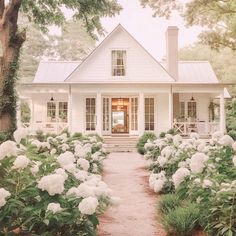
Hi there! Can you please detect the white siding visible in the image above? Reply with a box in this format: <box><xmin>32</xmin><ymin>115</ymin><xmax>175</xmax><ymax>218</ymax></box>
<box><xmin>67</xmin><ymin>27</ymin><xmax>173</xmax><ymax>83</ymax></box>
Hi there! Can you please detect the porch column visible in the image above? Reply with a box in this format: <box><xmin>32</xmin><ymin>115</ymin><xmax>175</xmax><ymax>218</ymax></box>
<box><xmin>96</xmin><ymin>92</ymin><xmax>102</xmax><ymax>135</ymax></box>
<box><xmin>168</xmin><ymin>86</ymin><xmax>173</xmax><ymax>129</ymax></box>
<box><xmin>220</xmin><ymin>90</ymin><xmax>226</xmax><ymax>133</ymax></box>
<box><xmin>139</xmin><ymin>92</ymin><xmax>144</xmax><ymax>135</ymax></box>
<box><xmin>68</xmin><ymin>85</ymin><xmax>72</xmax><ymax>133</ymax></box>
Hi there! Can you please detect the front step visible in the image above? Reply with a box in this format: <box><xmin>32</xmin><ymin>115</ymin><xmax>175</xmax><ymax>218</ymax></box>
<box><xmin>103</xmin><ymin>136</ymin><xmax>139</xmax><ymax>152</ymax></box>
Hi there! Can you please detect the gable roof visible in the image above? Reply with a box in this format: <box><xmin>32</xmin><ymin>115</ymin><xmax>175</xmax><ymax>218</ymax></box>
<box><xmin>64</xmin><ymin>24</ymin><xmax>175</xmax><ymax>82</ymax></box>
<box><xmin>33</xmin><ymin>61</ymin><xmax>78</xmax><ymax>83</ymax></box>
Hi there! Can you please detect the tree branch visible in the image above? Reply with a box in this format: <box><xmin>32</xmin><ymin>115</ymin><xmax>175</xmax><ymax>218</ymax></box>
<box><xmin>0</xmin><ymin>0</ymin><xmax>5</xmax><ymax>19</ymax></box>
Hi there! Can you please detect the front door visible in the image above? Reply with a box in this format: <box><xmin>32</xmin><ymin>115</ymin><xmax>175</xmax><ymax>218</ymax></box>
<box><xmin>111</xmin><ymin>98</ymin><xmax>129</xmax><ymax>134</ymax></box>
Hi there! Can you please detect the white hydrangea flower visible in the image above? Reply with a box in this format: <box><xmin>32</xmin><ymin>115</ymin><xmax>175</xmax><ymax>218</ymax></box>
<box><xmin>66</xmin><ymin>187</ymin><xmax>80</xmax><ymax>197</ymax></box>
<box><xmin>158</xmin><ymin>156</ymin><xmax>168</xmax><ymax>167</ymax></box>
<box><xmin>30</xmin><ymin>161</ymin><xmax>41</xmax><ymax>175</ymax></box>
<box><xmin>12</xmin><ymin>155</ymin><xmax>30</xmax><ymax>169</ymax></box>
<box><xmin>202</xmin><ymin>179</ymin><xmax>213</xmax><ymax>188</ymax></box>
<box><xmin>173</xmin><ymin>134</ymin><xmax>182</xmax><ymax>146</ymax></box>
<box><xmin>144</xmin><ymin>141</ymin><xmax>155</xmax><ymax>151</ymax></box>
<box><xmin>54</xmin><ymin>168</ymin><xmax>68</xmax><ymax>180</ymax></box>
<box><xmin>232</xmin><ymin>142</ymin><xmax>236</xmax><ymax>152</ymax></box>
<box><xmin>31</xmin><ymin>140</ymin><xmax>42</xmax><ymax>148</ymax></box>
<box><xmin>233</xmin><ymin>156</ymin><xmax>236</xmax><ymax>167</ymax></box>
<box><xmin>153</xmin><ymin>179</ymin><xmax>166</xmax><ymax>193</ymax></box>
<box><xmin>172</xmin><ymin>167</ymin><xmax>190</xmax><ymax>188</ymax></box>
<box><xmin>47</xmin><ymin>203</ymin><xmax>62</xmax><ymax>214</ymax></box>
<box><xmin>57</xmin><ymin>151</ymin><xmax>75</xmax><ymax>168</ymax></box>
<box><xmin>149</xmin><ymin>171</ymin><xmax>167</xmax><ymax>193</ymax></box>
<box><xmin>41</xmin><ymin>142</ymin><xmax>50</xmax><ymax>149</ymax></box>
<box><xmin>190</xmin><ymin>132</ymin><xmax>199</xmax><ymax>140</ymax></box>
<box><xmin>218</xmin><ymin>135</ymin><xmax>234</xmax><ymax>146</ymax></box>
<box><xmin>63</xmin><ymin>163</ymin><xmax>77</xmax><ymax>173</ymax></box>
<box><xmin>0</xmin><ymin>140</ymin><xmax>18</xmax><ymax>160</ymax></box>
<box><xmin>38</xmin><ymin>174</ymin><xmax>65</xmax><ymax>196</ymax></box>
<box><xmin>212</xmin><ymin>131</ymin><xmax>223</xmax><ymax>141</ymax></box>
<box><xmin>61</xmin><ymin>143</ymin><xmax>69</xmax><ymax>152</ymax></box>
<box><xmin>74</xmin><ymin>170</ymin><xmax>88</xmax><ymax>182</ymax></box>
<box><xmin>13</xmin><ymin>128</ymin><xmax>28</xmax><ymax>144</ymax></box>
<box><xmin>78</xmin><ymin>197</ymin><xmax>98</xmax><ymax>215</ymax></box>
<box><xmin>50</xmin><ymin>148</ymin><xmax>57</xmax><ymax>155</ymax></box>
<box><xmin>0</xmin><ymin>188</ymin><xmax>11</xmax><ymax>208</ymax></box>
<box><xmin>190</xmin><ymin>152</ymin><xmax>209</xmax><ymax>174</ymax></box>
<box><xmin>92</xmin><ymin>163</ymin><xmax>98</xmax><ymax>173</ymax></box>
<box><xmin>91</xmin><ymin>152</ymin><xmax>101</xmax><ymax>161</ymax></box>
<box><xmin>76</xmin><ymin>183</ymin><xmax>95</xmax><ymax>198</ymax></box>
<box><xmin>161</xmin><ymin>146</ymin><xmax>173</xmax><ymax>158</ymax></box>
<box><xmin>77</xmin><ymin>158</ymin><xmax>90</xmax><ymax>171</ymax></box>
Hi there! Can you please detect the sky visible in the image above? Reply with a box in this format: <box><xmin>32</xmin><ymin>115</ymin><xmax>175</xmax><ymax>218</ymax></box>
<box><xmin>100</xmin><ymin>0</ymin><xmax>203</xmax><ymax>60</ymax></box>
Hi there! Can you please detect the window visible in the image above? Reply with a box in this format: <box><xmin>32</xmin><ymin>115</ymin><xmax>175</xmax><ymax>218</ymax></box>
<box><xmin>86</xmin><ymin>98</ymin><xmax>96</xmax><ymax>131</ymax></box>
<box><xmin>47</xmin><ymin>102</ymin><xmax>56</xmax><ymax>122</ymax></box>
<box><xmin>112</xmin><ymin>50</ymin><xmax>126</xmax><ymax>76</ymax></box>
<box><xmin>145</xmin><ymin>98</ymin><xmax>155</xmax><ymax>131</ymax></box>
<box><xmin>59</xmin><ymin>102</ymin><xmax>68</xmax><ymax>122</ymax></box>
<box><xmin>187</xmin><ymin>101</ymin><xmax>197</xmax><ymax>118</ymax></box>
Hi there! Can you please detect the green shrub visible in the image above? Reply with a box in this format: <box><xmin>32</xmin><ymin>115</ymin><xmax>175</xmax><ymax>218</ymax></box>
<box><xmin>158</xmin><ymin>194</ymin><xmax>181</xmax><ymax>214</ymax></box>
<box><xmin>0</xmin><ymin>132</ymin><xmax>11</xmax><ymax>144</ymax></box>
<box><xmin>159</xmin><ymin>132</ymin><xmax>166</xmax><ymax>138</ymax></box>
<box><xmin>228</xmin><ymin>130</ymin><xmax>236</xmax><ymax>140</ymax></box>
<box><xmin>137</xmin><ymin>132</ymin><xmax>157</xmax><ymax>154</ymax></box>
<box><xmin>162</xmin><ymin>203</ymin><xmax>200</xmax><ymax>236</ymax></box>
<box><xmin>167</xmin><ymin>128</ymin><xmax>177</xmax><ymax>135</ymax></box>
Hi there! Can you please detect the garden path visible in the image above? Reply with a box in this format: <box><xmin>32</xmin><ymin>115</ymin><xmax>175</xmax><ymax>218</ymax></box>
<box><xmin>97</xmin><ymin>152</ymin><xmax>166</xmax><ymax>236</ymax></box>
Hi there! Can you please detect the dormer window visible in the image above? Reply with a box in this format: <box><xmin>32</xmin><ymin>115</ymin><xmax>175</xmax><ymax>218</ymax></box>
<box><xmin>112</xmin><ymin>50</ymin><xmax>126</xmax><ymax>76</ymax></box>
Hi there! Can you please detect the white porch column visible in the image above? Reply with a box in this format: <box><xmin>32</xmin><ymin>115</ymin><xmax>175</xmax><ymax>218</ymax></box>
<box><xmin>139</xmin><ymin>92</ymin><xmax>144</xmax><ymax>136</ymax></box>
<box><xmin>68</xmin><ymin>85</ymin><xmax>72</xmax><ymax>133</ymax></box>
<box><xmin>220</xmin><ymin>90</ymin><xmax>226</xmax><ymax>133</ymax></box>
<box><xmin>168</xmin><ymin>86</ymin><xmax>173</xmax><ymax>129</ymax></box>
<box><xmin>96</xmin><ymin>92</ymin><xmax>102</xmax><ymax>135</ymax></box>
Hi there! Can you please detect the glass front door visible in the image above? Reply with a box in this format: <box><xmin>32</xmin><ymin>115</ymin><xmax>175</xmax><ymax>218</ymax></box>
<box><xmin>112</xmin><ymin>98</ymin><xmax>129</xmax><ymax>134</ymax></box>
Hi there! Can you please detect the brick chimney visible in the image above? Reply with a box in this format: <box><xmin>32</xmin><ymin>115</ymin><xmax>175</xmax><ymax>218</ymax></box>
<box><xmin>166</xmin><ymin>26</ymin><xmax>179</xmax><ymax>80</ymax></box>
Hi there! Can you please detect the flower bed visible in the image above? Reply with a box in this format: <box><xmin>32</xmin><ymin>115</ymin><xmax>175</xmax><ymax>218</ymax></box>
<box><xmin>0</xmin><ymin>129</ymin><xmax>117</xmax><ymax>236</ymax></box>
<box><xmin>142</xmin><ymin>132</ymin><xmax>236</xmax><ymax>236</ymax></box>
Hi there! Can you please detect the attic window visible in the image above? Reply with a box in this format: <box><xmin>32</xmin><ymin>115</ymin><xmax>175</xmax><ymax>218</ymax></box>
<box><xmin>112</xmin><ymin>50</ymin><xmax>126</xmax><ymax>76</ymax></box>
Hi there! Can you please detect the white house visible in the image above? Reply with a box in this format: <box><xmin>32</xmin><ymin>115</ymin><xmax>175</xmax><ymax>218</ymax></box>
<box><xmin>18</xmin><ymin>24</ymin><xmax>229</xmax><ymax>137</ymax></box>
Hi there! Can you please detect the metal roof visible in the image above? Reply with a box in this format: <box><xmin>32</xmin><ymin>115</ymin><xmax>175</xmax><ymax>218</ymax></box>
<box><xmin>33</xmin><ymin>61</ymin><xmax>79</xmax><ymax>83</ymax></box>
<box><xmin>160</xmin><ymin>61</ymin><xmax>219</xmax><ymax>83</ymax></box>
<box><xmin>33</xmin><ymin>60</ymin><xmax>220</xmax><ymax>84</ymax></box>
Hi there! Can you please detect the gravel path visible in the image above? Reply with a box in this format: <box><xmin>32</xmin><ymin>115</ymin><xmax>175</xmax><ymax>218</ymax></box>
<box><xmin>97</xmin><ymin>152</ymin><xmax>166</xmax><ymax>236</ymax></box>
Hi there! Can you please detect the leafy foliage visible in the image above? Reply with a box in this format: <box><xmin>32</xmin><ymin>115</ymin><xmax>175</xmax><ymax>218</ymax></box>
<box><xmin>137</xmin><ymin>132</ymin><xmax>157</xmax><ymax>154</ymax></box>
<box><xmin>227</xmin><ymin>99</ymin><xmax>236</xmax><ymax>139</ymax></box>
<box><xmin>140</xmin><ymin>0</ymin><xmax>236</xmax><ymax>51</ymax></box>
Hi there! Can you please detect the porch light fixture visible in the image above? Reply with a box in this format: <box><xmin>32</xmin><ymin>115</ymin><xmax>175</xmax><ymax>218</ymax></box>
<box><xmin>50</xmin><ymin>95</ymin><xmax>54</xmax><ymax>101</ymax></box>
<box><xmin>190</xmin><ymin>95</ymin><xmax>195</xmax><ymax>101</ymax></box>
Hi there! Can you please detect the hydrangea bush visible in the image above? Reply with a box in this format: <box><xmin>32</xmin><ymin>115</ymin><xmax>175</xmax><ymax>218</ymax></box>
<box><xmin>142</xmin><ymin>132</ymin><xmax>236</xmax><ymax>236</ymax></box>
<box><xmin>0</xmin><ymin>129</ymin><xmax>117</xmax><ymax>236</ymax></box>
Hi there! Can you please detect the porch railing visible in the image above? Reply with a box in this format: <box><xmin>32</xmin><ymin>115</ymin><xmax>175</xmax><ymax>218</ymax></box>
<box><xmin>22</xmin><ymin>122</ymin><xmax>68</xmax><ymax>134</ymax></box>
<box><xmin>173</xmin><ymin>122</ymin><xmax>219</xmax><ymax>136</ymax></box>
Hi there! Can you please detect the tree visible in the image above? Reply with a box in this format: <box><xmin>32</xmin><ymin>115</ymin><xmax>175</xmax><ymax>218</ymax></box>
<box><xmin>140</xmin><ymin>0</ymin><xmax>236</xmax><ymax>50</ymax></box>
<box><xmin>0</xmin><ymin>0</ymin><xmax>122</xmax><ymax>132</ymax></box>
<box><xmin>19</xmin><ymin>20</ymin><xmax>95</xmax><ymax>83</ymax></box>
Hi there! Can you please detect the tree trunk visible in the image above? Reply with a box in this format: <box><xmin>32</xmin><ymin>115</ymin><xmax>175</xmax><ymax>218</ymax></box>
<box><xmin>0</xmin><ymin>0</ymin><xmax>25</xmax><ymax>133</ymax></box>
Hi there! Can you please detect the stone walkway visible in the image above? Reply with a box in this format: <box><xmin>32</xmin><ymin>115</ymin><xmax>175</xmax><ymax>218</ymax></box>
<box><xmin>97</xmin><ymin>152</ymin><xmax>166</xmax><ymax>236</ymax></box>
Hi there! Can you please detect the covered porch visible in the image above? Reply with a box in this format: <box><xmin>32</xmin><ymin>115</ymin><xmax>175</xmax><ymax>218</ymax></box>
<box><xmin>17</xmin><ymin>83</ymin><xmax>227</xmax><ymax>137</ymax></box>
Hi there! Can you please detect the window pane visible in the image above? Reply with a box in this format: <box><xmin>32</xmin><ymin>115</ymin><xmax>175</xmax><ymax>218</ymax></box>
<box><xmin>86</xmin><ymin>98</ymin><xmax>96</xmax><ymax>131</ymax></box>
<box><xmin>145</xmin><ymin>98</ymin><xmax>155</xmax><ymax>131</ymax></box>
<box><xmin>112</xmin><ymin>50</ymin><xmax>126</xmax><ymax>76</ymax></box>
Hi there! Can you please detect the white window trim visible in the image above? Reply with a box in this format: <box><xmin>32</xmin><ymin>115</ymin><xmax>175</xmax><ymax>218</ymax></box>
<box><xmin>110</xmin><ymin>48</ymin><xmax>129</xmax><ymax>78</ymax></box>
